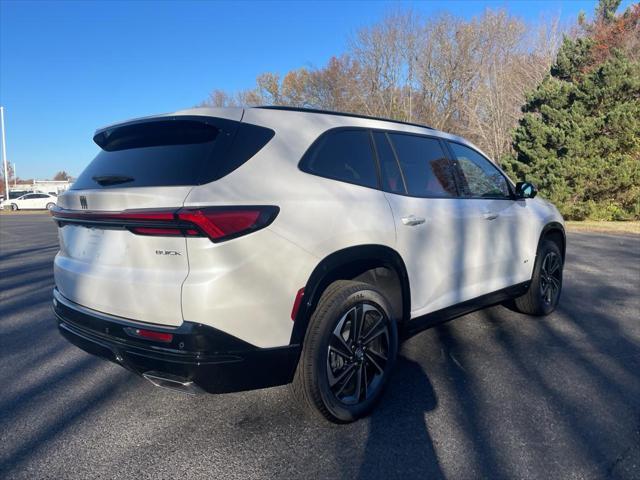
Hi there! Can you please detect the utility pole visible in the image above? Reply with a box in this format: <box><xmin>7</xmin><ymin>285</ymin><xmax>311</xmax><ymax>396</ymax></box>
<box><xmin>1</xmin><ymin>107</ymin><xmax>9</xmax><ymax>200</ymax></box>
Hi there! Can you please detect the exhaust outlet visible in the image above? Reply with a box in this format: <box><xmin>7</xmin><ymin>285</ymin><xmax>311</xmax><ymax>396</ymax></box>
<box><xmin>143</xmin><ymin>371</ymin><xmax>204</xmax><ymax>395</ymax></box>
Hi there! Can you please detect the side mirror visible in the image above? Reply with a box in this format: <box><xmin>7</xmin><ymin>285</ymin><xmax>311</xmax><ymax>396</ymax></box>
<box><xmin>515</xmin><ymin>181</ymin><xmax>537</xmax><ymax>199</ymax></box>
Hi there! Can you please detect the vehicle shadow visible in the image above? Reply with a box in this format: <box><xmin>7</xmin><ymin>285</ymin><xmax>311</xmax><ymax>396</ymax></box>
<box><xmin>357</xmin><ymin>355</ymin><xmax>445</xmax><ymax>479</ymax></box>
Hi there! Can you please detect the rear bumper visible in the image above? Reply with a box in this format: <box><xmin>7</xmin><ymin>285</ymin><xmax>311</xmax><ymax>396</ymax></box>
<box><xmin>52</xmin><ymin>289</ymin><xmax>300</xmax><ymax>393</ymax></box>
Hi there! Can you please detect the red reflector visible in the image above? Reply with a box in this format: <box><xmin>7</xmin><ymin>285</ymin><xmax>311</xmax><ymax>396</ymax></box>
<box><xmin>134</xmin><ymin>329</ymin><xmax>173</xmax><ymax>343</ymax></box>
<box><xmin>291</xmin><ymin>288</ymin><xmax>305</xmax><ymax>321</ymax></box>
<box><xmin>177</xmin><ymin>208</ymin><xmax>262</xmax><ymax>240</ymax></box>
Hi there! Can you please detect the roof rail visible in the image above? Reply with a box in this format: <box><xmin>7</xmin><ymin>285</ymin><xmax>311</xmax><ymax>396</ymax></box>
<box><xmin>253</xmin><ymin>105</ymin><xmax>432</xmax><ymax>130</ymax></box>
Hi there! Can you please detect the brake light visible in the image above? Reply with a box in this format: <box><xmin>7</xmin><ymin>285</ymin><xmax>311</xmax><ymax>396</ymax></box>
<box><xmin>50</xmin><ymin>205</ymin><xmax>278</xmax><ymax>242</ymax></box>
<box><xmin>176</xmin><ymin>208</ymin><xmax>262</xmax><ymax>240</ymax></box>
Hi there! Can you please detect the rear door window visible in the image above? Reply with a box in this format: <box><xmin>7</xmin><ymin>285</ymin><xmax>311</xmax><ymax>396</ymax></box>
<box><xmin>72</xmin><ymin>118</ymin><xmax>274</xmax><ymax>190</ymax></box>
<box><xmin>300</xmin><ymin>129</ymin><xmax>379</xmax><ymax>189</ymax></box>
<box><xmin>387</xmin><ymin>133</ymin><xmax>457</xmax><ymax>197</ymax></box>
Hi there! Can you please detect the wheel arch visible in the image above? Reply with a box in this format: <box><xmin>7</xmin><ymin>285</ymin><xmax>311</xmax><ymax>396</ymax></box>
<box><xmin>290</xmin><ymin>244</ymin><xmax>411</xmax><ymax>346</ymax></box>
<box><xmin>540</xmin><ymin>222</ymin><xmax>566</xmax><ymax>260</ymax></box>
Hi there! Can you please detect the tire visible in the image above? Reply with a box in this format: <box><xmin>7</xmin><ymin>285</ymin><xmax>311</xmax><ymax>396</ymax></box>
<box><xmin>514</xmin><ymin>239</ymin><xmax>563</xmax><ymax>316</ymax></box>
<box><xmin>46</xmin><ymin>202</ymin><xmax>55</xmax><ymax>210</ymax></box>
<box><xmin>292</xmin><ymin>280</ymin><xmax>398</xmax><ymax>423</ymax></box>
<box><xmin>10</xmin><ymin>203</ymin><xmax>18</xmax><ymax>211</ymax></box>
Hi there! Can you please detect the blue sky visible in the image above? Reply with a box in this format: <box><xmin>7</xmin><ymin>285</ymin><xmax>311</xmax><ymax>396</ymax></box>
<box><xmin>0</xmin><ymin>0</ymin><xmax>633</xmax><ymax>179</ymax></box>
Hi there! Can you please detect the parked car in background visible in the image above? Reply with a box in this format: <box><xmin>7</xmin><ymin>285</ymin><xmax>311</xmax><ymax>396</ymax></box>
<box><xmin>1</xmin><ymin>190</ymin><xmax>31</xmax><ymax>202</ymax></box>
<box><xmin>3</xmin><ymin>192</ymin><xmax>57</xmax><ymax>210</ymax></box>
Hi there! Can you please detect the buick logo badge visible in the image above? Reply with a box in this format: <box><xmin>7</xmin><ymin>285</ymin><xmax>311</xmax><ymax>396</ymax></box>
<box><xmin>79</xmin><ymin>196</ymin><xmax>88</xmax><ymax>210</ymax></box>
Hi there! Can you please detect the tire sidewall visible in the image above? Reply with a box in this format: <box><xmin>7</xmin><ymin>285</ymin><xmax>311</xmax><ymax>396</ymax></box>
<box><xmin>11</xmin><ymin>203</ymin><xmax>18</xmax><ymax>211</ymax></box>
<box><xmin>309</xmin><ymin>287</ymin><xmax>398</xmax><ymax>422</ymax></box>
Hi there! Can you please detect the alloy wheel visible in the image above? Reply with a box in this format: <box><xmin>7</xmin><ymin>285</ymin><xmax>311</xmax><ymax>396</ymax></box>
<box><xmin>326</xmin><ymin>303</ymin><xmax>390</xmax><ymax>405</ymax></box>
<box><xmin>540</xmin><ymin>252</ymin><xmax>562</xmax><ymax>305</ymax></box>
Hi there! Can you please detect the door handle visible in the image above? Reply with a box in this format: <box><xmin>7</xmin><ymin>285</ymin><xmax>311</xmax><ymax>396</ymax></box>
<box><xmin>483</xmin><ymin>212</ymin><xmax>499</xmax><ymax>220</ymax></box>
<box><xmin>401</xmin><ymin>215</ymin><xmax>426</xmax><ymax>226</ymax></box>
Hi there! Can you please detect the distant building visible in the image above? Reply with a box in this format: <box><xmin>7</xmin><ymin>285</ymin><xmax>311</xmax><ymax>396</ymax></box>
<box><xmin>9</xmin><ymin>179</ymin><xmax>73</xmax><ymax>195</ymax></box>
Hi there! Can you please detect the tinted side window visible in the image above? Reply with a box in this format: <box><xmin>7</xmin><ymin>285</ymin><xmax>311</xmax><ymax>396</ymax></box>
<box><xmin>373</xmin><ymin>131</ymin><xmax>406</xmax><ymax>194</ymax></box>
<box><xmin>301</xmin><ymin>130</ymin><xmax>379</xmax><ymax>189</ymax></box>
<box><xmin>388</xmin><ymin>134</ymin><xmax>457</xmax><ymax>197</ymax></box>
<box><xmin>449</xmin><ymin>142</ymin><xmax>510</xmax><ymax>198</ymax></box>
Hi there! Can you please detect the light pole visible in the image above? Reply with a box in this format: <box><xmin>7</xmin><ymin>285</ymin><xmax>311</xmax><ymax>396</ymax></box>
<box><xmin>1</xmin><ymin>107</ymin><xmax>9</xmax><ymax>200</ymax></box>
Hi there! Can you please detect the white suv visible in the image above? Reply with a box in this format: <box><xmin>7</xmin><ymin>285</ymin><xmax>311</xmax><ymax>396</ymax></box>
<box><xmin>52</xmin><ymin>106</ymin><xmax>565</xmax><ymax>422</ymax></box>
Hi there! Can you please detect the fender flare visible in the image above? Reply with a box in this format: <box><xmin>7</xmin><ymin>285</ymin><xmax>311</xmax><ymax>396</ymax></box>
<box><xmin>289</xmin><ymin>244</ymin><xmax>411</xmax><ymax>345</ymax></box>
<box><xmin>539</xmin><ymin>221</ymin><xmax>566</xmax><ymax>260</ymax></box>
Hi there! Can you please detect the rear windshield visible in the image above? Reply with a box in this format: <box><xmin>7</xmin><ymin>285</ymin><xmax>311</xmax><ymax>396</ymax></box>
<box><xmin>72</xmin><ymin>117</ymin><xmax>274</xmax><ymax>190</ymax></box>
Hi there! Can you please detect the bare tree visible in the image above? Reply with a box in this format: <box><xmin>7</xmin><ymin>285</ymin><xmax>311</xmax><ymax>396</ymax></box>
<box><xmin>53</xmin><ymin>170</ymin><xmax>70</xmax><ymax>181</ymax></box>
<box><xmin>201</xmin><ymin>8</ymin><xmax>561</xmax><ymax>162</ymax></box>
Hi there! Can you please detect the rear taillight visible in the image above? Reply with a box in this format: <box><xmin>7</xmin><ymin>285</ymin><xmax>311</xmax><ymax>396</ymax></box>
<box><xmin>176</xmin><ymin>208</ymin><xmax>263</xmax><ymax>241</ymax></box>
<box><xmin>51</xmin><ymin>205</ymin><xmax>278</xmax><ymax>243</ymax></box>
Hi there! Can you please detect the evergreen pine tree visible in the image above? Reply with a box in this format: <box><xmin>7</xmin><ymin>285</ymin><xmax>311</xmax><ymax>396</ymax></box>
<box><xmin>503</xmin><ymin>2</ymin><xmax>639</xmax><ymax>220</ymax></box>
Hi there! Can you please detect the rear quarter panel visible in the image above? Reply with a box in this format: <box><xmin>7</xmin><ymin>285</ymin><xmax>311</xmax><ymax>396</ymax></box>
<box><xmin>181</xmin><ymin>111</ymin><xmax>396</xmax><ymax>347</ymax></box>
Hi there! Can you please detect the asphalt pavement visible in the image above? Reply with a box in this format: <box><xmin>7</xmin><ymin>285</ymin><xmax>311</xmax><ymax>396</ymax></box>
<box><xmin>1</xmin><ymin>213</ymin><xmax>639</xmax><ymax>479</ymax></box>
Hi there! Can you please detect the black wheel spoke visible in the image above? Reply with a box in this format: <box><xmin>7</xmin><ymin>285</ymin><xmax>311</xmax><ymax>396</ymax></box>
<box><xmin>330</xmin><ymin>332</ymin><xmax>352</xmax><ymax>358</ymax></box>
<box><xmin>328</xmin><ymin>344</ymin><xmax>350</xmax><ymax>361</ymax></box>
<box><xmin>348</xmin><ymin>306</ymin><xmax>363</xmax><ymax>344</ymax></box>
<box><xmin>365</xmin><ymin>351</ymin><xmax>384</xmax><ymax>374</ymax></box>
<box><xmin>334</xmin><ymin>366</ymin><xmax>357</xmax><ymax>396</ymax></box>
<box><xmin>360</xmin><ymin>363</ymin><xmax>368</xmax><ymax>400</ymax></box>
<box><xmin>361</xmin><ymin>313</ymin><xmax>382</xmax><ymax>342</ymax></box>
<box><xmin>363</xmin><ymin>324</ymin><xmax>386</xmax><ymax>345</ymax></box>
<box><xmin>353</xmin><ymin>364</ymin><xmax>363</xmax><ymax>401</ymax></box>
<box><xmin>367</xmin><ymin>347</ymin><xmax>388</xmax><ymax>363</ymax></box>
<box><xmin>329</xmin><ymin>363</ymin><xmax>356</xmax><ymax>388</ymax></box>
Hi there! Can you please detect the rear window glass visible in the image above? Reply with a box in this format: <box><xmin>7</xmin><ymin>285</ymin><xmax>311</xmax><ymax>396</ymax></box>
<box><xmin>72</xmin><ymin>118</ymin><xmax>274</xmax><ymax>190</ymax></box>
<box><xmin>388</xmin><ymin>133</ymin><xmax>457</xmax><ymax>197</ymax></box>
<box><xmin>300</xmin><ymin>129</ymin><xmax>379</xmax><ymax>189</ymax></box>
